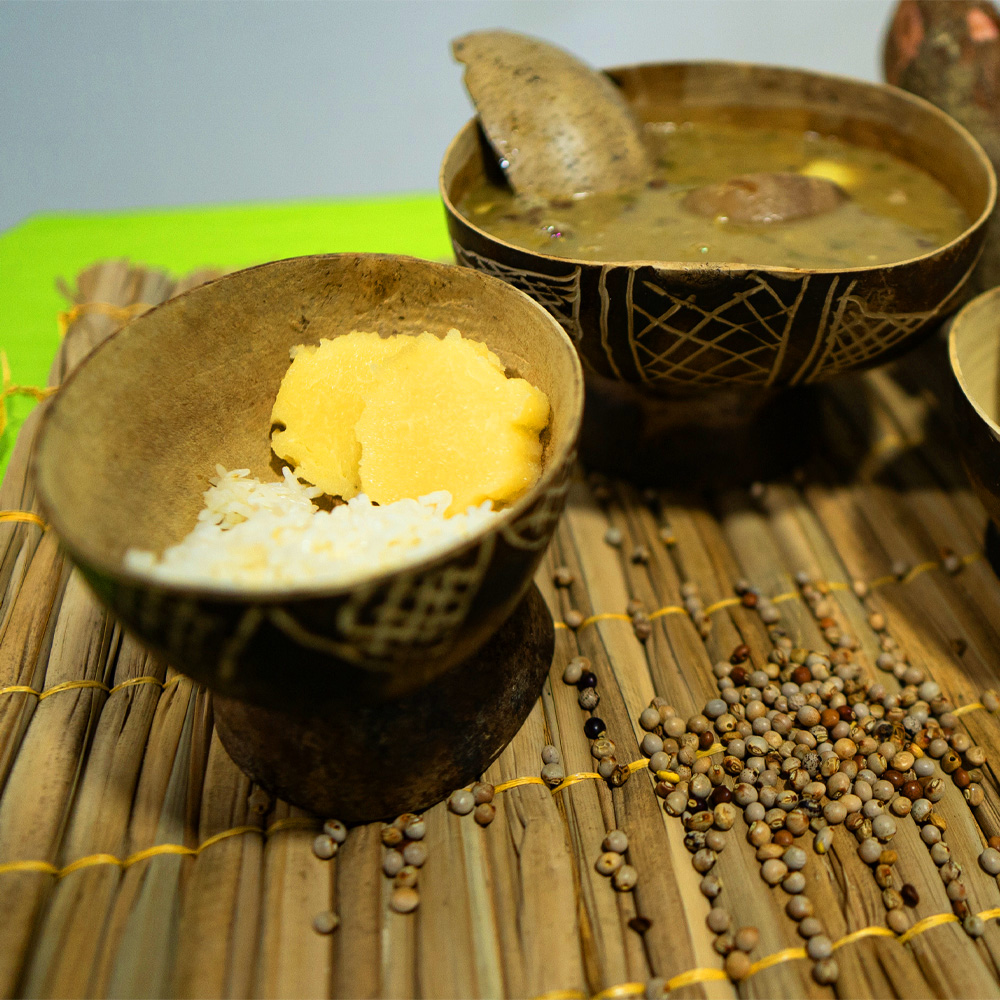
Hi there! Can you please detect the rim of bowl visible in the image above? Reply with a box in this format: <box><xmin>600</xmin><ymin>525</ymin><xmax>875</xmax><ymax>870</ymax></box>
<box><xmin>948</xmin><ymin>284</ymin><xmax>1000</xmax><ymax>436</ymax></box>
<box><xmin>34</xmin><ymin>252</ymin><xmax>585</xmax><ymax>604</ymax></box>
<box><xmin>440</xmin><ymin>58</ymin><xmax>997</xmax><ymax>275</ymax></box>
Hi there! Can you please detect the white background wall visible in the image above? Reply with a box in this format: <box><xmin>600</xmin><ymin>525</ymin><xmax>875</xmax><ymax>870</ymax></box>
<box><xmin>0</xmin><ymin>0</ymin><xmax>898</xmax><ymax>233</ymax></box>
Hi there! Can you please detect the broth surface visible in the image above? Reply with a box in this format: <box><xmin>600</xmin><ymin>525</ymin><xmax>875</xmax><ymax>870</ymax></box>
<box><xmin>460</xmin><ymin>121</ymin><xmax>969</xmax><ymax>268</ymax></box>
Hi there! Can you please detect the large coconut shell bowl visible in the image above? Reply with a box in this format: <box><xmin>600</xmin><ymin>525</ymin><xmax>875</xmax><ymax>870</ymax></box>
<box><xmin>442</xmin><ymin>61</ymin><xmax>996</xmax><ymax>394</ymax></box>
<box><xmin>33</xmin><ymin>253</ymin><xmax>584</xmax><ymax>820</ymax></box>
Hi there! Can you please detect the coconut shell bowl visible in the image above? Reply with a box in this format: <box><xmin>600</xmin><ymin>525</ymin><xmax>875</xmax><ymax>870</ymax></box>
<box><xmin>33</xmin><ymin>253</ymin><xmax>584</xmax><ymax>821</ymax></box>
<box><xmin>442</xmin><ymin>60</ymin><xmax>996</xmax><ymax>480</ymax></box>
<box><xmin>444</xmin><ymin>60</ymin><xmax>995</xmax><ymax>391</ymax></box>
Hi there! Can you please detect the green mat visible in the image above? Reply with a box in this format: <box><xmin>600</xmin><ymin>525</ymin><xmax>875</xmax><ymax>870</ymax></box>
<box><xmin>0</xmin><ymin>195</ymin><xmax>452</xmax><ymax>480</ymax></box>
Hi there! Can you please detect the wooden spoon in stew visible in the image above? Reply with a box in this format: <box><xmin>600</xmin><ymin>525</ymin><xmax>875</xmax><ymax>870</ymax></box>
<box><xmin>452</xmin><ymin>30</ymin><xmax>652</xmax><ymax>200</ymax></box>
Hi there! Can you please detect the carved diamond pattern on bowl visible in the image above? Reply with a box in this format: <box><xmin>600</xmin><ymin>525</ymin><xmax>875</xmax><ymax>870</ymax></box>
<box><xmin>333</xmin><ymin>535</ymin><xmax>497</xmax><ymax>661</ymax></box>
<box><xmin>629</xmin><ymin>274</ymin><xmax>804</xmax><ymax>386</ymax></box>
<box><xmin>452</xmin><ymin>242</ymin><xmax>584</xmax><ymax>342</ymax></box>
<box><xmin>814</xmin><ymin>291</ymin><xmax>937</xmax><ymax>380</ymax></box>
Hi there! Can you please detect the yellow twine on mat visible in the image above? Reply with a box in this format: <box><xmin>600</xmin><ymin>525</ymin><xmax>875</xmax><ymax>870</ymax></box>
<box><xmin>0</xmin><ymin>510</ymin><xmax>47</xmax><ymax>529</ymax></box>
<box><xmin>703</xmin><ymin>597</ymin><xmax>741</xmax><ymax>616</ymax></box>
<box><xmin>0</xmin><ymin>350</ymin><xmax>58</xmax><ymax>438</ymax></box>
<box><xmin>592</xmin><ymin>983</ymin><xmax>644</xmax><ymax>1000</ymax></box>
<box><xmin>498</xmin><ymin>759</ymin><xmax>678</xmax><ymax>797</ymax></box>
<box><xmin>110</xmin><ymin>675</ymin><xmax>182</xmax><ymax>694</ymax></box>
<box><xmin>56</xmin><ymin>301</ymin><xmax>153</xmax><ymax>337</ymax></box>
<box><xmin>59</xmin><ymin>852</ymin><xmax>128</xmax><ymax>876</ymax></box>
<box><xmin>494</xmin><ymin>776</ymin><xmax>546</xmax><ymax>793</ymax></box>
<box><xmin>0</xmin><ymin>680</ymin><xmax>105</xmax><ymax>700</ymax></box>
<box><xmin>648</xmin><ymin>606</ymin><xmax>686</xmax><ymax>620</ymax></box>
<box><xmin>897</xmin><ymin>912</ymin><xmax>959</xmax><ymax>943</ymax></box>
<box><xmin>771</xmin><ymin>591</ymin><xmax>800</xmax><ymax>604</ymax></box>
<box><xmin>865</xmin><ymin>552</ymin><xmax>980</xmax><ymax>591</ymax></box>
<box><xmin>580</xmin><ymin>613</ymin><xmax>632</xmax><ymax>628</ymax></box>
<box><xmin>952</xmin><ymin>702</ymin><xmax>984</xmax><ymax>718</ymax></box>
<box><xmin>519</xmin><ymin>756</ymin><xmax>700</xmax><ymax>797</ymax></box>
<box><xmin>198</xmin><ymin>825</ymin><xmax>261</xmax><ymax>851</ymax></box>
<box><xmin>62</xmin><ymin>828</ymin><xmax>261</xmax><ymax>876</ymax></box>
<box><xmin>552</xmin><ymin>772</ymin><xmax>604</xmax><ymax>792</ymax></box>
<box><xmin>264</xmin><ymin>816</ymin><xmax>320</xmax><ymax>834</ymax></box>
<box><xmin>39</xmin><ymin>679</ymin><xmax>110</xmax><ymax>699</ymax></box>
<box><xmin>664</xmin><ymin>968</ymin><xmax>729</xmax><ymax>991</ymax></box>
<box><xmin>537</xmin><ymin>906</ymin><xmax>1000</xmax><ymax>999</ymax></box>
<box><xmin>551</xmin><ymin>550</ymin><xmax>979</xmax><ymax>630</ymax></box>
<box><xmin>900</xmin><ymin>560</ymin><xmax>940</xmax><ymax>585</ymax></box>
<box><xmin>833</xmin><ymin>925</ymin><xmax>895</xmax><ymax>949</ymax></box>
<box><xmin>0</xmin><ymin>860</ymin><xmax>60</xmax><ymax>876</ymax></box>
<box><xmin>534</xmin><ymin>991</ymin><xmax>587</xmax><ymax>1000</ymax></box>
<box><xmin>129</xmin><ymin>843</ymin><xmax>198</xmax><ymax>865</ymax></box>
<box><xmin>554</xmin><ymin>605</ymin><xmax>692</xmax><ymax>630</ymax></box>
<box><xmin>0</xmin><ymin>674</ymin><xmax>183</xmax><ymax>701</ymax></box>
<box><xmin>746</xmin><ymin>946</ymin><xmax>807</xmax><ymax>976</ymax></box>
<box><xmin>0</xmin><ymin>818</ymin><xmax>319</xmax><ymax>880</ymax></box>
<box><xmin>71</xmin><ymin>833</ymin><xmax>262</xmax><ymax>873</ymax></box>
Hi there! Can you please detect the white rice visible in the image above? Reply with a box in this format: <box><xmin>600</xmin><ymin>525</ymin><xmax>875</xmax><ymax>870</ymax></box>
<box><xmin>124</xmin><ymin>465</ymin><xmax>499</xmax><ymax>588</ymax></box>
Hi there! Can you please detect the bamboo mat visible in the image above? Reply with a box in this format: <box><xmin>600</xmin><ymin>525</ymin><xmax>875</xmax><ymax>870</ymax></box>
<box><xmin>4</xmin><ymin>260</ymin><xmax>1000</xmax><ymax>999</ymax></box>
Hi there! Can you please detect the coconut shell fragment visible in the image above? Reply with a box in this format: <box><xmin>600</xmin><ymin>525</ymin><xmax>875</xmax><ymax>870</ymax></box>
<box><xmin>682</xmin><ymin>172</ymin><xmax>847</xmax><ymax>224</ymax></box>
<box><xmin>452</xmin><ymin>29</ymin><xmax>651</xmax><ymax>199</ymax></box>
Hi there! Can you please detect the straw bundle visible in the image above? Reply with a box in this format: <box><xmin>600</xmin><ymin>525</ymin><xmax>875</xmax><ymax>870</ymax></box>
<box><xmin>2</xmin><ymin>261</ymin><xmax>1000</xmax><ymax>998</ymax></box>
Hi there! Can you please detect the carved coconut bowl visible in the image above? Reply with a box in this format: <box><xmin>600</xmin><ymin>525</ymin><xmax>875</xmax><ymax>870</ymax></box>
<box><xmin>442</xmin><ymin>61</ymin><xmax>996</xmax><ymax>395</ymax></box>
<box><xmin>33</xmin><ymin>254</ymin><xmax>584</xmax><ymax>819</ymax></box>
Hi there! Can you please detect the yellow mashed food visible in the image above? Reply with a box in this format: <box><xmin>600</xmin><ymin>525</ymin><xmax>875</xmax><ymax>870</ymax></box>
<box><xmin>270</xmin><ymin>332</ymin><xmax>407</xmax><ymax>499</ymax></box>
<box><xmin>270</xmin><ymin>329</ymin><xmax>550</xmax><ymax>515</ymax></box>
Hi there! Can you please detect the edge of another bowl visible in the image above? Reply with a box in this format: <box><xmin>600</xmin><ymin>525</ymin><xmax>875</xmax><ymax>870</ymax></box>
<box><xmin>948</xmin><ymin>284</ymin><xmax>1000</xmax><ymax>531</ymax></box>
<box><xmin>949</xmin><ymin>284</ymin><xmax>1000</xmax><ymax>437</ymax></box>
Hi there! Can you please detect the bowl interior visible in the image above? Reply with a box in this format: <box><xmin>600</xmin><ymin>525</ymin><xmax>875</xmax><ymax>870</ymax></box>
<box><xmin>35</xmin><ymin>253</ymin><xmax>583</xmax><ymax>591</ymax></box>
<box><xmin>950</xmin><ymin>285</ymin><xmax>1000</xmax><ymax>429</ymax></box>
<box><xmin>443</xmin><ymin>61</ymin><xmax>995</xmax><ymax>266</ymax></box>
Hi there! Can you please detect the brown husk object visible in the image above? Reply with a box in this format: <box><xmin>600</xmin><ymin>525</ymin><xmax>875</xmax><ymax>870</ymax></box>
<box><xmin>884</xmin><ymin>0</ymin><xmax>1000</xmax><ymax>292</ymax></box>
